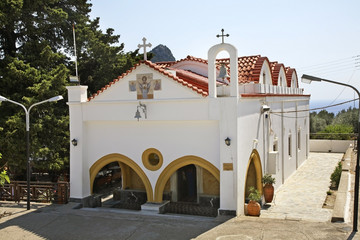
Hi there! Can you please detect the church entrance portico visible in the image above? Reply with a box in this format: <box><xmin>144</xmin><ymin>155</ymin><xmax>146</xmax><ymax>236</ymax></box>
<box><xmin>89</xmin><ymin>153</ymin><xmax>153</xmax><ymax>206</ymax></box>
<box><xmin>92</xmin><ymin>161</ymin><xmax>122</xmax><ymax>194</ymax></box>
<box><xmin>154</xmin><ymin>156</ymin><xmax>220</xmax><ymax>217</ymax></box>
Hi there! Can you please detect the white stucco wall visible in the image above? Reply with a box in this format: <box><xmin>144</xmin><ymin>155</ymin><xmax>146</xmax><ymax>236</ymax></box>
<box><xmin>310</xmin><ymin>140</ymin><xmax>353</xmax><ymax>153</ymax></box>
<box><xmin>81</xmin><ymin>120</ymin><xmax>219</xmax><ymax>197</ymax></box>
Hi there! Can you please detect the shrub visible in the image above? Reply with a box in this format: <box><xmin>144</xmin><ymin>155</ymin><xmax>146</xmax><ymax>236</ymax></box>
<box><xmin>262</xmin><ymin>174</ymin><xmax>276</xmax><ymax>185</ymax></box>
<box><xmin>330</xmin><ymin>161</ymin><xmax>342</xmax><ymax>188</ymax></box>
<box><xmin>248</xmin><ymin>187</ymin><xmax>261</xmax><ymax>202</ymax></box>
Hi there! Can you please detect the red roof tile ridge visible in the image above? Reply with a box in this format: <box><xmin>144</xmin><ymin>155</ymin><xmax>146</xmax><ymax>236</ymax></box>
<box><xmin>180</xmin><ymin>55</ymin><xmax>208</xmax><ymax>64</ymax></box>
<box><xmin>285</xmin><ymin>68</ymin><xmax>298</xmax><ymax>87</ymax></box>
<box><xmin>271</xmin><ymin>63</ymin><xmax>286</xmax><ymax>85</ymax></box>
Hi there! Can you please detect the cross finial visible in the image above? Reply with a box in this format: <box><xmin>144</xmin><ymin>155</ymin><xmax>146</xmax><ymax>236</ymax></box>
<box><xmin>216</xmin><ymin>29</ymin><xmax>229</xmax><ymax>44</ymax></box>
<box><xmin>138</xmin><ymin>37</ymin><xmax>152</xmax><ymax>61</ymax></box>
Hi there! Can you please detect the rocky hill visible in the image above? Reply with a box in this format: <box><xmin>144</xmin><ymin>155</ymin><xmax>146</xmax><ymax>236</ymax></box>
<box><xmin>150</xmin><ymin>44</ymin><xmax>176</xmax><ymax>62</ymax></box>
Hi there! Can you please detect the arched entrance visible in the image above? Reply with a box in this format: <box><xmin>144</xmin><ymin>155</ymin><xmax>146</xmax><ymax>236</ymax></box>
<box><xmin>244</xmin><ymin>150</ymin><xmax>263</xmax><ymax>201</ymax></box>
<box><xmin>89</xmin><ymin>153</ymin><xmax>153</xmax><ymax>202</ymax></box>
<box><xmin>177</xmin><ymin>164</ymin><xmax>197</xmax><ymax>202</ymax></box>
<box><xmin>92</xmin><ymin>161</ymin><xmax>122</xmax><ymax>194</ymax></box>
<box><xmin>155</xmin><ymin>156</ymin><xmax>220</xmax><ymax>217</ymax></box>
<box><xmin>154</xmin><ymin>155</ymin><xmax>220</xmax><ymax>203</ymax></box>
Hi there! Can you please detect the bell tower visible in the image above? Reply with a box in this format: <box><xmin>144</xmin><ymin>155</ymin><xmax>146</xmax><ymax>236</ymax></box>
<box><xmin>207</xmin><ymin>29</ymin><xmax>238</xmax><ymax>98</ymax></box>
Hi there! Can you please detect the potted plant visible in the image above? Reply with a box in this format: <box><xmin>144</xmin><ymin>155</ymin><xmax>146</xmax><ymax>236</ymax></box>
<box><xmin>262</xmin><ymin>174</ymin><xmax>276</xmax><ymax>203</ymax></box>
<box><xmin>247</xmin><ymin>186</ymin><xmax>261</xmax><ymax>216</ymax></box>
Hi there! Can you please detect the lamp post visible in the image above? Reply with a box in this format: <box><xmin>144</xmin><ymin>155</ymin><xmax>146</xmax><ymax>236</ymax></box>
<box><xmin>301</xmin><ymin>74</ymin><xmax>360</xmax><ymax>232</ymax></box>
<box><xmin>0</xmin><ymin>95</ymin><xmax>63</xmax><ymax>210</ymax></box>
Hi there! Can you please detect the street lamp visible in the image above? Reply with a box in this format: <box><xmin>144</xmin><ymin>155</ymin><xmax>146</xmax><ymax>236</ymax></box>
<box><xmin>0</xmin><ymin>95</ymin><xmax>63</xmax><ymax>210</ymax></box>
<box><xmin>301</xmin><ymin>74</ymin><xmax>360</xmax><ymax>232</ymax></box>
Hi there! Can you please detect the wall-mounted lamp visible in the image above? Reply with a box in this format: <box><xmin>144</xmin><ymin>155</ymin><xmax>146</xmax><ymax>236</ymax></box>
<box><xmin>261</xmin><ymin>104</ymin><xmax>270</xmax><ymax>113</ymax></box>
<box><xmin>225</xmin><ymin>137</ymin><xmax>231</xmax><ymax>146</ymax></box>
<box><xmin>71</xmin><ymin>138</ymin><xmax>78</xmax><ymax>146</ymax></box>
<box><xmin>135</xmin><ymin>102</ymin><xmax>147</xmax><ymax>121</ymax></box>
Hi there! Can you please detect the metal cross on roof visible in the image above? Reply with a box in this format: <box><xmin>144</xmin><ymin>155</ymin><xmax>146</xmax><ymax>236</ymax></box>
<box><xmin>216</xmin><ymin>29</ymin><xmax>229</xmax><ymax>44</ymax></box>
<box><xmin>138</xmin><ymin>37</ymin><xmax>152</xmax><ymax>61</ymax></box>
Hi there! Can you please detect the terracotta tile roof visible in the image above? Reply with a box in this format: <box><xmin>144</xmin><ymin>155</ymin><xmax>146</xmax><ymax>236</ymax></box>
<box><xmin>165</xmin><ymin>55</ymin><xmax>277</xmax><ymax>84</ymax></box>
<box><xmin>270</xmin><ymin>62</ymin><xmax>286</xmax><ymax>86</ymax></box>
<box><xmin>171</xmin><ymin>68</ymin><xmax>209</xmax><ymax>93</ymax></box>
<box><xmin>88</xmin><ymin>60</ymin><xmax>208</xmax><ymax>101</ymax></box>
<box><xmin>89</xmin><ymin>55</ymin><xmax>299</xmax><ymax>101</ymax></box>
<box><xmin>285</xmin><ymin>67</ymin><xmax>298</xmax><ymax>87</ymax></box>
<box><xmin>153</xmin><ymin>61</ymin><xmax>176</xmax><ymax>68</ymax></box>
<box><xmin>158</xmin><ymin>55</ymin><xmax>210</xmax><ymax>69</ymax></box>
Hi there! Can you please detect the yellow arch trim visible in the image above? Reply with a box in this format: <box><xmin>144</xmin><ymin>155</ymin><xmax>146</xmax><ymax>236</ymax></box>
<box><xmin>154</xmin><ymin>155</ymin><xmax>220</xmax><ymax>203</ymax></box>
<box><xmin>244</xmin><ymin>149</ymin><xmax>263</xmax><ymax>197</ymax></box>
<box><xmin>89</xmin><ymin>153</ymin><xmax>153</xmax><ymax>202</ymax></box>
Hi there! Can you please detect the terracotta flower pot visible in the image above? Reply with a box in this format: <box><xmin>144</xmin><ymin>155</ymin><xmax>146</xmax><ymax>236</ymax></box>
<box><xmin>247</xmin><ymin>200</ymin><xmax>261</xmax><ymax>216</ymax></box>
<box><xmin>263</xmin><ymin>184</ymin><xmax>274</xmax><ymax>203</ymax></box>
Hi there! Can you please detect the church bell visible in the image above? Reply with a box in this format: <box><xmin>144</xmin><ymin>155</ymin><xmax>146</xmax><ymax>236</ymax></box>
<box><xmin>134</xmin><ymin>109</ymin><xmax>141</xmax><ymax>121</ymax></box>
<box><xmin>218</xmin><ymin>63</ymin><xmax>230</xmax><ymax>80</ymax></box>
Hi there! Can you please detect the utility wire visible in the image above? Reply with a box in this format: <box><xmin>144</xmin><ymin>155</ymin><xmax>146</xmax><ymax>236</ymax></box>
<box><xmin>271</xmin><ymin>98</ymin><xmax>358</xmax><ymax>114</ymax></box>
<box><xmin>271</xmin><ymin>113</ymin><xmax>309</xmax><ymax>119</ymax></box>
<box><xmin>306</xmin><ymin>65</ymin><xmax>360</xmax><ymax>75</ymax></box>
<box><xmin>298</xmin><ymin>55</ymin><xmax>360</xmax><ymax>70</ymax></box>
<box><xmin>300</xmin><ymin>60</ymin><xmax>359</xmax><ymax>72</ymax></box>
<box><xmin>328</xmin><ymin>70</ymin><xmax>357</xmax><ymax>106</ymax></box>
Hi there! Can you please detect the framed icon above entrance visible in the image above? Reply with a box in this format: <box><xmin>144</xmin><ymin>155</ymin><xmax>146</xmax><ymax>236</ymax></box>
<box><xmin>142</xmin><ymin>148</ymin><xmax>163</xmax><ymax>171</ymax></box>
<box><xmin>129</xmin><ymin>73</ymin><xmax>162</xmax><ymax>100</ymax></box>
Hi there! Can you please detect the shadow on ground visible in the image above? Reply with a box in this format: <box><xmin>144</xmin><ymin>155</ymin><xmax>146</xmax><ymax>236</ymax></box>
<box><xmin>0</xmin><ymin>201</ymin><xmax>230</xmax><ymax>240</ymax></box>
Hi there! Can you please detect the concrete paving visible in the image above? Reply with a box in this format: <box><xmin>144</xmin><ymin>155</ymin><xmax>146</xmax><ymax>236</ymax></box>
<box><xmin>260</xmin><ymin>152</ymin><xmax>343</xmax><ymax>222</ymax></box>
<box><xmin>0</xmin><ymin>202</ymin><xmax>230</xmax><ymax>240</ymax></box>
<box><xmin>0</xmin><ymin>152</ymin><xmax>359</xmax><ymax>240</ymax></box>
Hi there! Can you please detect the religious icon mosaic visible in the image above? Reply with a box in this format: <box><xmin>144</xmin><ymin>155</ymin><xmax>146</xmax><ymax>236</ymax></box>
<box><xmin>129</xmin><ymin>73</ymin><xmax>161</xmax><ymax>99</ymax></box>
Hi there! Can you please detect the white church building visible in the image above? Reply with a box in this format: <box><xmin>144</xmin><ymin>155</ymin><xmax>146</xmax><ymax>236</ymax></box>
<box><xmin>66</xmin><ymin>38</ymin><xmax>310</xmax><ymax>216</ymax></box>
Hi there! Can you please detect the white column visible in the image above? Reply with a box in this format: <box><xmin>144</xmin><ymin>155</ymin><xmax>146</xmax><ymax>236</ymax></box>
<box><xmin>66</xmin><ymin>86</ymin><xmax>88</xmax><ymax>200</ymax></box>
<box><xmin>218</xmin><ymin>97</ymin><xmax>238</xmax><ymax>213</ymax></box>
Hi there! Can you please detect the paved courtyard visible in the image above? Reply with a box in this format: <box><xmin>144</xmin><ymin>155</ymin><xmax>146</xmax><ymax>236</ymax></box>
<box><xmin>0</xmin><ymin>152</ymin><xmax>359</xmax><ymax>239</ymax></box>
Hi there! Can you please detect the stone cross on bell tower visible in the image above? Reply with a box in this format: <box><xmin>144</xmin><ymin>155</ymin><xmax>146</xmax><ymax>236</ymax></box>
<box><xmin>216</xmin><ymin>29</ymin><xmax>229</xmax><ymax>44</ymax></box>
<box><xmin>138</xmin><ymin>37</ymin><xmax>152</xmax><ymax>61</ymax></box>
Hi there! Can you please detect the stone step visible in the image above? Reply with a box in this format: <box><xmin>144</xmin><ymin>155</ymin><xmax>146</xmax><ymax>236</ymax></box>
<box><xmin>141</xmin><ymin>201</ymin><xmax>170</xmax><ymax>213</ymax></box>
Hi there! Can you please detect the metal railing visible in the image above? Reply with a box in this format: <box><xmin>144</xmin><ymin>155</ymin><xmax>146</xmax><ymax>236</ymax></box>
<box><xmin>0</xmin><ymin>181</ymin><xmax>69</xmax><ymax>204</ymax></box>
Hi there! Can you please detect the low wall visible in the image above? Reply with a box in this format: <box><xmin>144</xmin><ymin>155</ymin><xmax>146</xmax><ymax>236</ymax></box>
<box><xmin>310</xmin><ymin>140</ymin><xmax>354</xmax><ymax>153</ymax></box>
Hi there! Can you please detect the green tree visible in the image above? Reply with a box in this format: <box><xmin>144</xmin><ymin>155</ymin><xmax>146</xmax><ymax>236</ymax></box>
<box><xmin>74</xmin><ymin>18</ymin><xmax>145</xmax><ymax>95</ymax></box>
<box><xmin>310</xmin><ymin>113</ymin><xmax>327</xmax><ymax>133</ymax></box>
<box><xmin>0</xmin><ymin>48</ymin><xmax>69</xmax><ymax>178</ymax></box>
<box><xmin>317</xmin><ymin>110</ymin><xmax>334</xmax><ymax>125</ymax></box>
<box><xmin>333</xmin><ymin>107</ymin><xmax>358</xmax><ymax>133</ymax></box>
<box><xmin>0</xmin><ymin>0</ymin><xmax>142</xmax><ymax>179</ymax></box>
<box><xmin>318</xmin><ymin>124</ymin><xmax>354</xmax><ymax>140</ymax></box>
<box><xmin>0</xmin><ymin>153</ymin><xmax>10</xmax><ymax>186</ymax></box>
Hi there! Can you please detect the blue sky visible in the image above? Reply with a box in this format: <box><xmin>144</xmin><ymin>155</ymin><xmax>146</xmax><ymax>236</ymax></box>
<box><xmin>89</xmin><ymin>0</ymin><xmax>360</xmax><ymax>106</ymax></box>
